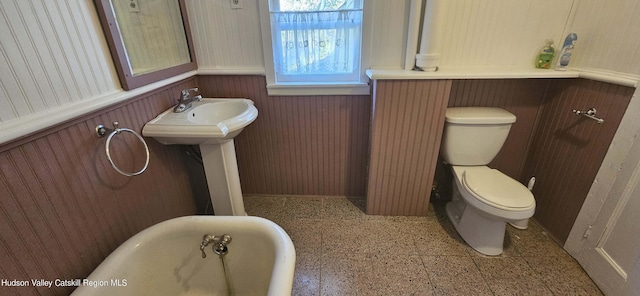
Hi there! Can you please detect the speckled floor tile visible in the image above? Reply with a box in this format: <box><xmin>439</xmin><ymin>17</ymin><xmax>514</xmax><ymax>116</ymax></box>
<box><xmin>322</xmin><ymin>197</ymin><xmax>372</xmax><ymax>220</ymax></box>
<box><xmin>407</xmin><ymin>221</ymin><xmax>471</xmax><ymax>256</ymax></box>
<box><xmin>524</xmin><ymin>255</ymin><xmax>603</xmax><ymax>295</ymax></box>
<box><xmin>422</xmin><ymin>255</ymin><xmax>493</xmax><ymax>295</ymax></box>
<box><xmin>369</xmin><ymin>253</ymin><xmax>433</xmax><ymax>296</ymax></box>
<box><xmin>321</xmin><ymin>219</ymin><xmax>375</xmax><ymax>254</ymax></box>
<box><xmin>384</xmin><ymin>203</ymin><xmax>439</xmax><ymax>223</ymax></box>
<box><xmin>508</xmin><ymin>221</ymin><xmax>567</xmax><ymax>257</ymax></box>
<box><xmin>243</xmin><ymin>196</ymin><xmax>603</xmax><ymax>296</ymax></box>
<box><xmin>277</xmin><ymin>218</ymin><xmax>323</xmax><ymax>253</ymax></box>
<box><xmin>243</xmin><ymin>196</ymin><xmax>287</xmax><ymax>222</ymax></box>
<box><xmin>292</xmin><ymin>252</ymin><xmax>321</xmax><ymax>296</ymax></box>
<box><xmin>473</xmin><ymin>256</ymin><xmax>553</xmax><ymax>295</ymax></box>
<box><xmin>283</xmin><ymin>197</ymin><xmax>323</xmax><ymax>219</ymax></box>
<box><xmin>321</xmin><ymin>219</ymin><xmax>418</xmax><ymax>254</ymax></box>
<box><xmin>320</xmin><ymin>252</ymin><xmax>372</xmax><ymax>296</ymax></box>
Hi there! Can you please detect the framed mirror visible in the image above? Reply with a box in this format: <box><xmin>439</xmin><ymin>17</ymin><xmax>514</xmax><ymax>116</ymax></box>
<box><xmin>94</xmin><ymin>0</ymin><xmax>197</xmax><ymax>90</ymax></box>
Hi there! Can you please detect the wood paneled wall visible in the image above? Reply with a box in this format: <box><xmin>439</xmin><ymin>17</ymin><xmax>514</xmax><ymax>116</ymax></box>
<box><xmin>448</xmin><ymin>79</ymin><xmax>549</xmax><ymax>180</ymax></box>
<box><xmin>367</xmin><ymin>80</ymin><xmax>452</xmax><ymax>215</ymax></box>
<box><xmin>523</xmin><ymin>79</ymin><xmax>634</xmax><ymax>242</ymax></box>
<box><xmin>197</xmin><ymin>76</ymin><xmax>371</xmax><ymax>197</ymax></box>
<box><xmin>0</xmin><ymin>79</ymin><xmax>197</xmax><ymax>295</ymax></box>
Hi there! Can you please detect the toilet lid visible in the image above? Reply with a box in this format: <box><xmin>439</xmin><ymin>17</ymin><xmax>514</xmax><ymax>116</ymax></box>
<box><xmin>462</xmin><ymin>167</ymin><xmax>534</xmax><ymax>209</ymax></box>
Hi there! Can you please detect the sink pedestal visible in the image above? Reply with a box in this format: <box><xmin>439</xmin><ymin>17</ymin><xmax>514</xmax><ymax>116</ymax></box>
<box><xmin>200</xmin><ymin>140</ymin><xmax>246</xmax><ymax>216</ymax></box>
<box><xmin>141</xmin><ymin>98</ymin><xmax>258</xmax><ymax>216</ymax></box>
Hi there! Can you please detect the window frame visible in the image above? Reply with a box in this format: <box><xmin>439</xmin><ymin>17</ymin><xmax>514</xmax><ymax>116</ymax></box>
<box><xmin>258</xmin><ymin>0</ymin><xmax>371</xmax><ymax>96</ymax></box>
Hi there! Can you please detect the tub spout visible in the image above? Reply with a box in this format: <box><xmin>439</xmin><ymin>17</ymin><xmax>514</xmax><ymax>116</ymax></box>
<box><xmin>213</xmin><ymin>234</ymin><xmax>232</xmax><ymax>256</ymax></box>
<box><xmin>200</xmin><ymin>234</ymin><xmax>232</xmax><ymax>258</ymax></box>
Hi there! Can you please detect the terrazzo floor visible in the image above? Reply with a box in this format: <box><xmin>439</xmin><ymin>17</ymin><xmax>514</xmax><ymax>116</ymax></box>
<box><xmin>243</xmin><ymin>196</ymin><xmax>603</xmax><ymax>296</ymax></box>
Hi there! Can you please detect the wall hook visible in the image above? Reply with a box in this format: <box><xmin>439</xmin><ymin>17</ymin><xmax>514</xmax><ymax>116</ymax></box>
<box><xmin>572</xmin><ymin>108</ymin><xmax>604</xmax><ymax>124</ymax></box>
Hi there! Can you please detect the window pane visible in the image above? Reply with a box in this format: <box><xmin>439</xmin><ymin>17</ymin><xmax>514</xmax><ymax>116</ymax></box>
<box><xmin>268</xmin><ymin>0</ymin><xmax>363</xmax><ymax>83</ymax></box>
<box><xmin>273</xmin><ymin>11</ymin><xmax>361</xmax><ymax>78</ymax></box>
<box><xmin>275</xmin><ymin>0</ymin><xmax>362</xmax><ymax>12</ymax></box>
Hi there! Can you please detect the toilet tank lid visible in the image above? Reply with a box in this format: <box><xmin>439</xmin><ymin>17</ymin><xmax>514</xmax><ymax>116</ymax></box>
<box><xmin>445</xmin><ymin>107</ymin><xmax>516</xmax><ymax>124</ymax></box>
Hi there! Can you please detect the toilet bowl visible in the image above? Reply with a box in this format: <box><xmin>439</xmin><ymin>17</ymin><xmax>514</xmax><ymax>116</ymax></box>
<box><xmin>445</xmin><ymin>166</ymin><xmax>535</xmax><ymax>255</ymax></box>
<box><xmin>439</xmin><ymin>107</ymin><xmax>536</xmax><ymax>255</ymax></box>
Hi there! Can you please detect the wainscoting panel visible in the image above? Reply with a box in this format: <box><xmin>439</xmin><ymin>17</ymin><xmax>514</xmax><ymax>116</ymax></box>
<box><xmin>0</xmin><ymin>0</ymin><xmax>118</xmax><ymax>123</ymax></box>
<box><xmin>0</xmin><ymin>79</ymin><xmax>197</xmax><ymax>295</ymax></box>
<box><xmin>367</xmin><ymin>79</ymin><xmax>452</xmax><ymax>216</ymax></box>
<box><xmin>523</xmin><ymin>79</ymin><xmax>634</xmax><ymax>242</ymax></box>
<box><xmin>197</xmin><ymin>75</ymin><xmax>371</xmax><ymax>197</ymax></box>
<box><xmin>448</xmin><ymin>79</ymin><xmax>549</xmax><ymax>180</ymax></box>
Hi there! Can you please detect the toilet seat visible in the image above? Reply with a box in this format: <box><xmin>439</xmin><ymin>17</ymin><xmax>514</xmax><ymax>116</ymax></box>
<box><xmin>461</xmin><ymin>167</ymin><xmax>534</xmax><ymax>211</ymax></box>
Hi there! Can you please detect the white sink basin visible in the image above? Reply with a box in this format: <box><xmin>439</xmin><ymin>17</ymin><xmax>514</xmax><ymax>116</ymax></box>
<box><xmin>142</xmin><ymin>98</ymin><xmax>258</xmax><ymax>145</ymax></box>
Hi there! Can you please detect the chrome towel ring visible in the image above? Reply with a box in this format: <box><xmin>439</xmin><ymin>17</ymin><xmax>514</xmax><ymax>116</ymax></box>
<box><xmin>96</xmin><ymin>121</ymin><xmax>150</xmax><ymax>176</ymax></box>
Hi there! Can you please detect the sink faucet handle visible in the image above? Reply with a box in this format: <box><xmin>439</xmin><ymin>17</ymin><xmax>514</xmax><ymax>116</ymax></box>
<box><xmin>200</xmin><ymin>234</ymin><xmax>215</xmax><ymax>258</ymax></box>
<box><xmin>202</xmin><ymin>234</ymin><xmax>215</xmax><ymax>243</ymax></box>
<box><xmin>181</xmin><ymin>87</ymin><xmax>199</xmax><ymax>97</ymax></box>
<box><xmin>219</xmin><ymin>234</ymin><xmax>231</xmax><ymax>244</ymax></box>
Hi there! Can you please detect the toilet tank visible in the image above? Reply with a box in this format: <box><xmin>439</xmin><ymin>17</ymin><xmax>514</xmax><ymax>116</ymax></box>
<box><xmin>440</xmin><ymin>107</ymin><xmax>516</xmax><ymax>166</ymax></box>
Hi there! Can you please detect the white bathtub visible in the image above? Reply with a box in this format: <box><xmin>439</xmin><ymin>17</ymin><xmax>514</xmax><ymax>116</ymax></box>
<box><xmin>71</xmin><ymin>216</ymin><xmax>296</xmax><ymax>296</ymax></box>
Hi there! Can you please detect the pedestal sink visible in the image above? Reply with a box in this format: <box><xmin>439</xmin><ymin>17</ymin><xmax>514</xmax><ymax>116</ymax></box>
<box><xmin>142</xmin><ymin>98</ymin><xmax>258</xmax><ymax>216</ymax></box>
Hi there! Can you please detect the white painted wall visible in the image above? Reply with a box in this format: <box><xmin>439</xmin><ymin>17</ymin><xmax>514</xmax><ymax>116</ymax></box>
<box><xmin>186</xmin><ymin>0</ymin><xmax>264</xmax><ymax>72</ymax></box>
<box><xmin>568</xmin><ymin>0</ymin><xmax>640</xmax><ymax>76</ymax></box>
<box><xmin>0</xmin><ymin>0</ymin><xmax>119</xmax><ymax>124</ymax></box>
<box><xmin>437</xmin><ymin>0</ymin><xmax>574</xmax><ymax>69</ymax></box>
<box><xmin>186</xmin><ymin>0</ymin><xmax>639</xmax><ymax>78</ymax></box>
<box><xmin>367</xmin><ymin>0</ymin><xmax>411</xmax><ymax>69</ymax></box>
<box><xmin>186</xmin><ymin>0</ymin><xmax>412</xmax><ymax>72</ymax></box>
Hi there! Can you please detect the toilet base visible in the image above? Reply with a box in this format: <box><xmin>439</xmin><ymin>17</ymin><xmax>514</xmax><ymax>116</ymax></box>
<box><xmin>446</xmin><ymin>199</ymin><xmax>506</xmax><ymax>256</ymax></box>
<box><xmin>509</xmin><ymin>219</ymin><xmax>529</xmax><ymax>229</ymax></box>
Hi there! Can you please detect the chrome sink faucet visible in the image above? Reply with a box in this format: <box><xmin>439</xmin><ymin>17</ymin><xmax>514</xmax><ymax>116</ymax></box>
<box><xmin>173</xmin><ymin>87</ymin><xmax>203</xmax><ymax>113</ymax></box>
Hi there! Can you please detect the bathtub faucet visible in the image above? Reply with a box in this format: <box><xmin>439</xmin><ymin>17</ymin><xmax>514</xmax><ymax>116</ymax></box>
<box><xmin>200</xmin><ymin>234</ymin><xmax>232</xmax><ymax>258</ymax></box>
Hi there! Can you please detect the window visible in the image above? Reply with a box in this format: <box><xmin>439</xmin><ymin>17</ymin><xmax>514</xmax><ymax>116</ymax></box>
<box><xmin>259</xmin><ymin>0</ymin><xmax>369</xmax><ymax>95</ymax></box>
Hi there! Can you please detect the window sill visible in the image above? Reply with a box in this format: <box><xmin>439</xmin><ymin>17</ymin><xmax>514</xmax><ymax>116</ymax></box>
<box><xmin>266</xmin><ymin>82</ymin><xmax>370</xmax><ymax>96</ymax></box>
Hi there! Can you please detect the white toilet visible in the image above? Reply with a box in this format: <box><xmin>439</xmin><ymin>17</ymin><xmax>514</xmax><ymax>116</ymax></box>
<box><xmin>440</xmin><ymin>107</ymin><xmax>535</xmax><ymax>256</ymax></box>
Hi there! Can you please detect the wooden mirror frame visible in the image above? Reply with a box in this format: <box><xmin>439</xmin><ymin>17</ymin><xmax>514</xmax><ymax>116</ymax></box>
<box><xmin>94</xmin><ymin>0</ymin><xmax>197</xmax><ymax>90</ymax></box>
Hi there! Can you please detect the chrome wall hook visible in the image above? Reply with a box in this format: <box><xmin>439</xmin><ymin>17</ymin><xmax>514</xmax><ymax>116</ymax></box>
<box><xmin>572</xmin><ymin>108</ymin><xmax>604</xmax><ymax>124</ymax></box>
<box><xmin>96</xmin><ymin>121</ymin><xmax>120</xmax><ymax>137</ymax></box>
